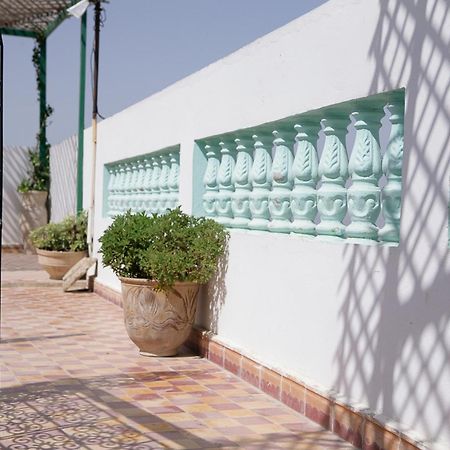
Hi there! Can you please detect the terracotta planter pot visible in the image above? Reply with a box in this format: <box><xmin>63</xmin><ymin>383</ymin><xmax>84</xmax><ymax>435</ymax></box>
<box><xmin>19</xmin><ymin>191</ymin><xmax>48</xmax><ymax>254</ymax></box>
<box><xmin>36</xmin><ymin>249</ymin><xmax>88</xmax><ymax>280</ymax></box>
<box><xmin>119</xmin><ymin>277</ymin><xmax>200</xmax><ymax>357</ymax></box>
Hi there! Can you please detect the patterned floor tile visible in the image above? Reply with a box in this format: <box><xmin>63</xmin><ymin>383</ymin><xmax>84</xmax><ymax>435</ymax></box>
<box><xmin>1</xmin><ymin>270</ymin><xmax>356</xmax><ymax>450</ymax></box>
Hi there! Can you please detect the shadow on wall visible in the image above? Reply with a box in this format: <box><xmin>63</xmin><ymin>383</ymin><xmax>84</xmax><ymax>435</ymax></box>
<box><xmin>335</xmin><ymin>0</ymin><xmax>450</xmax><ymax>445</ymax></box>
<box><xmin>197</xmin><ymin>240</ymin><xmax>229</xmax><ymax>334</ymax></box>
<box><xmin>1</xmin><ymin>146</ymin><xmax>31</xmax><ymax>246</ymax></box>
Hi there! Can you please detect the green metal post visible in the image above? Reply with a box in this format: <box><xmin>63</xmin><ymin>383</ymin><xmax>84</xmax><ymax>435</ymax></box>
<box><xmin>38</xmin><ymin>37</ymin><xmax>47</xmax><ymax>166</ymax></box>
<box><xmin>76</xmin><ymin>12</ymin><xmax>87</xmax><ymax>212</ymax></box>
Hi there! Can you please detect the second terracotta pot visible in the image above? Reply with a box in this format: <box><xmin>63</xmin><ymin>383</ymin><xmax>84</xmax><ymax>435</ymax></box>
<box><xmin>36</xmin><ymin>249</ymin><xmax>87</xmax><ymax>280</ymax></box>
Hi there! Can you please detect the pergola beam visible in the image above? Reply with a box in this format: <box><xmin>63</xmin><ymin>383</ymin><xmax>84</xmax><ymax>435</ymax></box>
<box><xmin>1</xmin><ymin>0</ymin><xmax>87</xmax><ymax>209</ymax></box>
<box><xmin>0</xmin><ymin>27</ymin><xmax>38</xmax><ymax>38</ymax></box>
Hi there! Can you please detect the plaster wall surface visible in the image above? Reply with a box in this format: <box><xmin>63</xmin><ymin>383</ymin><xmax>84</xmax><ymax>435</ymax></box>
<box><xmin>2</xmin><ymin>145</ymin><xmax>31</xmax><ymax>246</ymax></box>
<box><xmin>84</xmin><ymin>0</ymin><xmax>450</xmax><ymax>446</ymax></box>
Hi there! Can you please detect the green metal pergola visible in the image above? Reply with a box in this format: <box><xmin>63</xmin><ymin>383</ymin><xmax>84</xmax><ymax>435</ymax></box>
<box><xmin>0</xmin><ymin>0</ymin><xmax>87</xmax><ymax>212</ymax></box>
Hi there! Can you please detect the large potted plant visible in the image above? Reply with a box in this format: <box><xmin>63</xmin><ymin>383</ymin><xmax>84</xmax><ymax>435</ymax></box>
<box><xmin>29</xmin><ymin>211</ymin><xmax>88</xmax><ymax>280</ymax></box>
<box><xmin>18</xmin><ymin>149</ymin><xmax>49</xmax><ymax>253</ymax></box>
<box><xmin>99</xmin><ymin>207</ymin><xmax>228</xmax><ymax>357</ymax></box>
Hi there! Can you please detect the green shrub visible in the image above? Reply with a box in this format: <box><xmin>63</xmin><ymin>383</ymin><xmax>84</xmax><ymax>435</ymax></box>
<box><xmin>99</xmin><ymin>207</ymin><xmax>228</xmax><ymax>291</ymax></box>
<box><xmin>30</xmin><ymin>211</ymin><xmax>88</xmax><ymax>252</ymax></box>
<box><xmin>17</xmin><ymin>149</ymin><xmax>49</xmax><ymax>192</ymax></box>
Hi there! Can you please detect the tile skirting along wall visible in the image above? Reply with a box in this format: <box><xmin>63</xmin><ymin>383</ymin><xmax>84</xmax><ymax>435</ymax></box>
<box><xmin>94</xmin><ymin>279</ymin><xmax>426</xmax><ymax>450</ymax></box>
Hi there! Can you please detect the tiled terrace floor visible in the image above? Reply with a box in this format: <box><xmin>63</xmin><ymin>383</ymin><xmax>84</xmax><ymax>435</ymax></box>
<box><xmin>0</xmin><ymin>254</ymin><xmax>356</xmax><ymax>449</ymax></box>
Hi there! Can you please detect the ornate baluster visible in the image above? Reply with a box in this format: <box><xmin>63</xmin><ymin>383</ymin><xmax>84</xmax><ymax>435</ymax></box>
<box><xmin>142</xmin><ymin>159</ymin><xmax>153</xmax><ymax>214</ymax></box>
<box><xmin>216</xmin><ymin>141</ymin><xmax>235</xmax><ymax>226</ymax></box>
<box><xmin>347</xmin><ymin>110</ymin><xmax>383</xmax><ymax>241</ymax></box>
<box><xmin>231</xmin><ymin>138</ymin><xmax>253</xmax><ymax>228</ymax></box>
<box><xmin>115</xmin><ymin>164</ymin><xmax>126</xmax><ymax>214</ymax></box>
<box><xmin>158</xmin><ymin>155</ymin><xmax>170</xmax><ymax>214</ymax></box>
<box><xmin>268</xmin><ymin>130</ymin><xmax>294</xmax><ymax>233</ymax></box>
<box><xmin>316</xmin><ymin>117</ymin><xmax>349</xmax><ymax>238</ymax></box>
<box><xmin>249</xmin><ymin>134</ymin><xmax>272</xmax><ymax>231</ymax></box>
<box><xmin>129</xmin><ymin>160</ymin><xmax>140</xmax><ymax>211</ymax></box>
<box><xmin>112</xmin><ymin>165</ymin><xmax>123</xmax><ymax>216</ymax></box>
<box><xmin>167</xmin><ymin>152</ymin><xmax>180</xmax><ymax>210</ymax></box>
<box><xmin>202</xmin><ymin>145</ymin><xmax>220</xmax><ymax>218</ymax></box>
<box><xmin>106</xmin><ymin>166</ymin><xmax>116</xmax><ymax>217</ymax></box>
<box><xmin>291</xmin><ymin>123</ymin><xmax>320</xmax><ymax>235</ymax></box>
<box><xmin>149</xmin><ymin>157</ymin><xmax>161</xmax><ymax>214</ymax></box>
<box><xmin>135</xmin><ymin>160</ymin><xmax>147</xmax><ymax>212</ymax></box>
<box><xmin>122</xmin><ymin>163</ymin><xmax>133</xmax><ymax>211</ymax></box>
<box><xmin>379</xmin><ymin>102</ymin><xmax>404</xmax><ymax>243</ymax></box>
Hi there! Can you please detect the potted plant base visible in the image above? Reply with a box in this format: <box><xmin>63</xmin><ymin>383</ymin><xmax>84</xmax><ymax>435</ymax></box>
<box><xmin>120</xmin><ymin>277</ymin><xmax>200</xmax><ymax>356</ymax></box>
<box><xmin>30</xmin><ymin>211</ymin><xmax>89</xmax><ymax>280</ymax></box>
<box><xmin>99</xmin><ymin>207</ymin><xmax>228</xmax><ymax>357</ymax></box>
<box><xmin>36</xmin><ymin>249</ymin><xmax>88</xmax><ymax>280</ymax></box>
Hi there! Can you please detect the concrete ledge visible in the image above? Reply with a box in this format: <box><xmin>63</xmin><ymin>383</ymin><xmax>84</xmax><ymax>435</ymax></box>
<box><xmin>1</xmin><ymin>245</ymin><xmax>24</xmax><ymax>253</ymax></box>
<box><xmin>94</xmin><ymin>279</ymin><xmax>427</xmax><ymax>450</ymax></box>
<box><xmin>185</xmin><ymin>328</ymin><xmax>429</xmax><ymax>450</ymax></box>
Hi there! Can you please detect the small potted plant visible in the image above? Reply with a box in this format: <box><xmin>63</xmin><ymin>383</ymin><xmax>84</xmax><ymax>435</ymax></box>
<box><xmin>29</xmin><ymin>211</ymin><xmax>88</xmax><ymax>280</ymax></box>
<box><xmin>99</xmin><ymin>207</ymin><xmax>228</xmax><ymax>356</ymax></box>
<box><xmin>17</xmin><ymin>149</ymin><xmax>49</xmax><ymax>253</ymax></box>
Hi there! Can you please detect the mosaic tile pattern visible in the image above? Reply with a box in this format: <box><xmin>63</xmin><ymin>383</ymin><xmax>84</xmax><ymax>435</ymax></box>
<box><xmin>1</xmin><ymin>282</ymin><xmax>356</xmax><ymax>449</ymax></box>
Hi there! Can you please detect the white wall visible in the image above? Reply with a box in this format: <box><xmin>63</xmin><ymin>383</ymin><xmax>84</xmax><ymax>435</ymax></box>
<box><xmin>49</xmin><ymin>135</ymin><xmax>77</xmax><ymax>222</ymax></box>
<box><xmin>85</xmin><ymin>0</ymin><xmax>450</xmax><ymax>446</ymax></box>
<box><xmin>2</xmin><ymin>145</ymin><xmax>31</xmax><ymax>246</ymax></box>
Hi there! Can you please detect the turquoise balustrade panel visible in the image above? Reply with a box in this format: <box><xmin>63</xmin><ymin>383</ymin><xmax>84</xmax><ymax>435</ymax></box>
<box><xmin>192</xmin><ymin>89</ymin><xmax>405</xmax><ymax>245</ymax></box>
<box><xmin>103</xmin><ymin>145</ymin><xmax>180</xmax><ymax>218</ymax></box>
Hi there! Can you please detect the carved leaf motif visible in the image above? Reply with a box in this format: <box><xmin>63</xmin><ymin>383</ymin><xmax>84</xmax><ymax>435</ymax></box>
<box><xmin>169</xmin><ymin>164</ymin><xmax>180</xmax><ymax>190</ymax></box>
<box><xmin>251</xmin><ymin>151</ymin><xmax>269</xmax><ymax>183</ymax></box>
<box><xmin>298</xmin><ymin>142</ymin><xmax>319</xmax><ymax>181</ymax></box>
<box><xmin>354</xmin><ymin>131</ymin><xmax>375</xmax><ymax>176</ymax></box>
<box><xmin>219</xmin><ymin>156</ymin><xmax>233</xmax><ymax>186</ymax></box>
<box><xmin>272</xmin><ymin>148</ymin><xmax>289</xmax><ymax>182</ymax></box>
<box><xmin>387</xmin><ymin>135</ymin><xmax>404</xmax><ymax>175</ymax></box>
<box><xmin>322</xmin><ymin>137</ymin><xmax>340</xmax><ymax>178</ymax></box>
<box><xmin>203</xmin><ymin>160</ymin><xmax>218</xmax><ymax>186</ymax></box>
<box><xmin>235</xmin><ymin>154</ymin><xmax>250</xmax><ymax>184</ymax></box>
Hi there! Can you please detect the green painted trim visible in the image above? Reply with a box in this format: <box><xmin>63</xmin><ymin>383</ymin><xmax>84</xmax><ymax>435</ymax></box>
<box><xmin>102</xmin><ymin>165</ymin><xmax>110</xmax><ymax>218</ymax></box>
<box><xmin>103</xmin><ymin>145</ymin><xmax>181</xmax><ymax>169</ymax></box>
<box><xmin>38</xmin><ymin>38</ymin><xmax>47</xmax><ymax>166</ymax></box>
<box><xmin>0</xmin><ymin>28</ymin><xmax>37</xmax><ymax>38</ymax></box>
<box><xmin>76</xmin><ymin>12</ymin><xmax>87</xmax><ymax>213</ymax></box>
<box><xmin>44</xmin><ymin>11</ymin><xmax>68</xmax><ymax>37</ymax></box>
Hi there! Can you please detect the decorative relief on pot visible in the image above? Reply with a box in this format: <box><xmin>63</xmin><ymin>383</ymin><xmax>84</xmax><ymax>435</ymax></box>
<box><xmin>120</xmin><ymin>279</ymin><xmax>200</xmax><ymax>357</ymax></box>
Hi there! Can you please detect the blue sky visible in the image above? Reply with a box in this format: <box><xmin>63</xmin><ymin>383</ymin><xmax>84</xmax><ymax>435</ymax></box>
<box><xmin>3</xmin><ymin>0</ymin><xmax>326</xmax><ymax>146</ymax></box>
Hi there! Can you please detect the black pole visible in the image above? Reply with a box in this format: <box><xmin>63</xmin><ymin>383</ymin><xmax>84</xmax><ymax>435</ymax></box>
<box><xmin>93</xmin><ymin>0</ymin><xmax>100</xmax><ymax>120</ymax></box>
